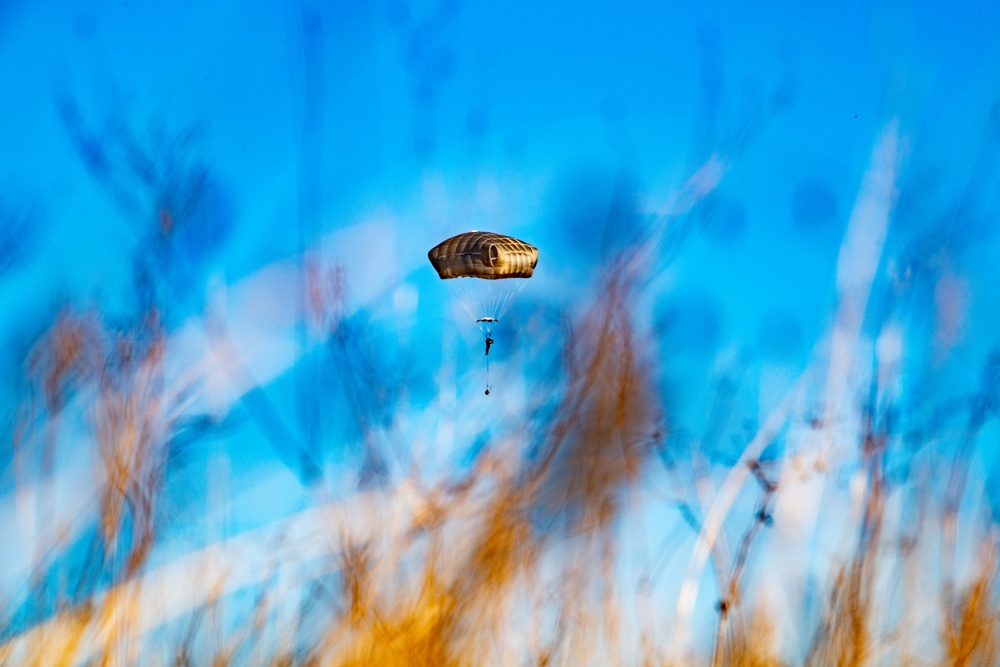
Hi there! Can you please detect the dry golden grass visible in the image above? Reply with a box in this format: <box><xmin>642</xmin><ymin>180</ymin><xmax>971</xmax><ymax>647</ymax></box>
<box><xmin>941</xmin><ymin>537</ymin><xmax>1000</xmax><ymax>667</ymax></box>
<box><xmin>722</xmin><ymin>605</ymin><xmax>785</xmax><ymax>667</ymax></box>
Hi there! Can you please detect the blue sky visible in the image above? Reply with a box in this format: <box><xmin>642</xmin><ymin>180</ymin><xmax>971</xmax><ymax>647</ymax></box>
<box><xmin>2</xmin><ymin>0</ymin><xmax>1000</xmax><ymax>660</ymax></box>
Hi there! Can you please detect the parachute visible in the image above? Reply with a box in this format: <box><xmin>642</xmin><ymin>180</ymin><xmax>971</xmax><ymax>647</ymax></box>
<box><xmin>428</xmin><ymin>231</ymin><xmax>538</xmax><ymax>393</ymax></box>
<box><xmin>428</xmin><ymin>231</ymin><xmax>538</xmax><ymax>327</ymax></box>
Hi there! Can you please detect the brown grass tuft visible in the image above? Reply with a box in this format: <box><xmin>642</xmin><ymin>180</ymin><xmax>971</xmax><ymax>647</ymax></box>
<box><xmin>941</xmin><ymin>536</ymin><xmax>1000</xmax><ymax>667</ymax></box>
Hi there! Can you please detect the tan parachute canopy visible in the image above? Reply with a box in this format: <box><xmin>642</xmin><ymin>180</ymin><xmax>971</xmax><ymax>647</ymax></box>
<box><xmin>427</xmin><ymin>231</ymin><xmax>538</xmax><ymax>280</ymax></box>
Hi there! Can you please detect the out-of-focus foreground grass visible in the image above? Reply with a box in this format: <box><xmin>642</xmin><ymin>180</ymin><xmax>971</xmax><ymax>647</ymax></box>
<box><xmin>2</xmin><ymin>118</ymin><xmax>1000</xmax><ymax>667</ymax></box>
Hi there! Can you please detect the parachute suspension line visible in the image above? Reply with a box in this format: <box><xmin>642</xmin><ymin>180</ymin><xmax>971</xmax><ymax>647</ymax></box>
<box><xmin>449</xmin><ymin>277</ymin><xmax>489</xmax><ymax>323</ymax></box>
<box><xmin>493</xmin><ymin>287</ymin><xmax>506</xmax><ymax>321</ymax></box>
<box><xmin>493</xmin><ymin>279</ymin><xmax>526</xmax><ymax>322</ymax></box>
<box><xmin>481</xmin><ymin>282</ymin><xmax>503</xmax><ymax>323</ymax></box>
<box><xmin>488</xmin><ymin>287</ymin><xmax>500</xmax><ymax>322</ymax></box>
<box><xmin>448</xmin><ymin>277</ymin><xmax>524</xmax><ymax>326</ymax></box>
<box><xmin>485</xmin><ymin>354</ymin><xmax>491</xmax><ymax>396</ymax></box>
<box><xmin>448</xmin><ymin>277</ymin><xmax>480</xmax><ymax>323</ymax></box>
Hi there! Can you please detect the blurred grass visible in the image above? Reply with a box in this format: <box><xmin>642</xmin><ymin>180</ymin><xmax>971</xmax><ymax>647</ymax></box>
<box><xmin>3</xmin><ymin>105</ymin><xmax>999</xmax><ymax>667</ymax></box>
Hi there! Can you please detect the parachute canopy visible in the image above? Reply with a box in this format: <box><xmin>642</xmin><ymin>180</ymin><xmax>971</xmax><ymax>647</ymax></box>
<box><xmin>427</xmin><ymin>231</ymin><xmax>538</xmax><ymax>280</ymax></box>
